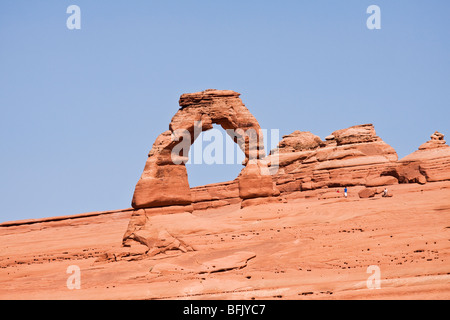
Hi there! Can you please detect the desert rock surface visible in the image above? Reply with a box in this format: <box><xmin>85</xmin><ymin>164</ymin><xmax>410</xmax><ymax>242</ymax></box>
<box><xmin>1</xmin><ymin>181</ymin><xmax>449</xmax><ymax>300</ymax></box>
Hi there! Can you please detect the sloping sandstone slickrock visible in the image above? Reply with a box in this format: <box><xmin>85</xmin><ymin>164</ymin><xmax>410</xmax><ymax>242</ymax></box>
<box><xmin>123</xmin><ymin>210</ymin><xmax>230</xmax><ymax>256</ymax></box>
<box><xmin>3</xmin><ymin>180</ymin><xmax>450</xmax><ymax>300</ymax></box>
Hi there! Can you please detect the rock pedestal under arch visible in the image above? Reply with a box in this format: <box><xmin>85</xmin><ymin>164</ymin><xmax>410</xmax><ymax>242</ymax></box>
<box><xmin>131</xmin><ymin>89</ymin><xmax>275</xmax><ymax>209</ymax></box>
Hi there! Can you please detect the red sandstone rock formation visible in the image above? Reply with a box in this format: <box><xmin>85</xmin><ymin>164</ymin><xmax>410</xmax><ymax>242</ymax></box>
<box><xmin>126</xmin><ymin>89</ymin><xmax>450</xmax><ymax>253</ymax></box>
<box><xmin>126</xmin><ymin>90</ymin><xmax>276</xmax><ymax>248</ymax></box>
<box><xmin>132</xmin><ymin>89</ymin><xmax>273</xmax><ymax>210</ymax></box>
<box><xmin>395</xmin><ymin>131</ymin><xmax>450</xmax><ymax>183</ymax></box>
<box><xmin>268</xmin><ymin>124</ymin><xmax>399</xmax><ymax>193</ymax></box>
<box><xmin>270</xmin><ymin>128</ymin><xmax>450</xmax><ymax>195</ymax></box>
<box><xmin>277</xmin><ymin>130</ymin><xmax>324</xmax><ymax>152</ymax></box>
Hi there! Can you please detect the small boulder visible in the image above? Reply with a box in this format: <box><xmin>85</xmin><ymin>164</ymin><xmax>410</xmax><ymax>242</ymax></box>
<box><xmin>332</xmin><ymin>124</ymin><xmax>380</xmax><ymax>146</ymax></box>
<box><xmin>417</xmin><ymin>175</ymin><xmax>427</xmax><ymax>185</ymax></box>
<box><xmin>277</xmin><ymin>131</ymin><xmax>323</xmax><ymax>152</ymax></box>
<box><xmin>358</xmin><ymin>188</ymin><xmax>377</xmax><ymax>198</ymax></box>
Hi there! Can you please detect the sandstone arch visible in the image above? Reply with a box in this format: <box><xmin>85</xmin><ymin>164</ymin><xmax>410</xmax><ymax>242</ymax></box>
<box><xmin>131</xmin><ymin>89</ymin><xmax>274</xmax><ymax>209</ymax></box>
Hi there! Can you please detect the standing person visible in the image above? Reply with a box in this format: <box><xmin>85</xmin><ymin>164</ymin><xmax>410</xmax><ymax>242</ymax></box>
<box><xmin>383</xmin><ymin>187</ymin><xmax>388</xmax><ymax>197</ymax></box>
<box><xmin>344</xmin><ymin>186</ymin><xmax>348</xmax><ymax>198</ymax></box>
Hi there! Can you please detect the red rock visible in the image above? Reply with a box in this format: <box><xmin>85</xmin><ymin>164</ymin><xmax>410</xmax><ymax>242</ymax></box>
<box><xmin>3</xmin><ymin>94</ymin><xmax>450</xmax><ymax>301</ymax></box>
<box><xmin>191</xmin><ymin>181</ymin><xmax>239</xmax><ymax>202</ymax></box>
<box><xmin>277</xmin><ymin>131</ymin><xmax>323</xmax><ymax>152</ymax></box>
<box><xmin>358</xmin><ymin>188</ymin><xmax>377</xmax><ymax>198</ymax></box>
<box><xmin>332</xmin><ymin>124</ymin><xmax>380</xmax><ymax>146</ymax></box>
<box><xmin>417</xmin><ymin>175</ymin><xmax>427</xmax><ymax>185</ymax></box>
<box><xmin>418</xmin><ymin>131</ymin><xmax>447</xmax><ymax>150</ymax></box>
<box><xmin>400</xmin><ymin>131</ymin><xmax>450</xmax><ymax>183</ymax></box>
<box><xmin>199</xmin><ymin>251</ymin><xmax>256</xmax><ymax>274</ymax></box>
<box><xmin>132</xmin><ymin>163</ymin><xmax>193</xmax><ymax>208</ymax></box>
<box><xmin>418</xmin><ymin>140</ymin><xmax>448</xmax><ymax>150</ymax></box>
<box><xmin>192</xmin><ymin>199</ymin><xmax>233</xmax><ymax>211</ymax></box>
<box><xmin>149</xmin><ymin>251</ymin><xmax>257</xmax><ymax>275</ymax></box>
<box><xmin>122</xmin><ymin>206</ymin><xmax>194</xmax><ymax>247</ymax></box>
<box><xmin>131</xmin><ymin>229</ymin><xmax>194</xmax><ymax>257</ymax></box>
<box><xmin>238</xmin><ymin>160</ymin><xmax>275</xmax><ymax>199</ymax></box>
<box><xmin>277</xmin><ymin>180</ymin><xmax>300</xmax><ymax>193</ymax></box>
<box><xmin>365</xmin><ymin>176</ymin><xmax>398</xmax><ymax>187</ymax></box>
<box><xmin>272</xmin><ymin>123</ymin><xmax>398</xmax><ymax>193</ymax></box>
<box><xmin>271</xmin><ymin>150</ymin><xmax>315</xmax><ymax>167</ymax></box>
<box><xmin>301</xmin><ymin>181</ymin><xmax>313</xmax><ymax>191</ymax></box>
<box><xmin>132</xmin><ymin>90</ymin><xmax>267</xmax><ymax>209</ymax></box>
<box><xmin>318</xmin><ymin>191</ymin><xmax>344</xmax><ymax>200</ymax></box>
<box><xmin>381</xmin><ymin>163</ymin><xmax>427</xmax><ymax>184</ymax></box>
<box><xmin>240</xmin><ymin>196</ymin><xmax>281</xmax><ymax>208</ymax></box>
<box><xmin>2</xmin><ymin>182</ymin><xmax>450</xmax><ymax>299</ymax></box>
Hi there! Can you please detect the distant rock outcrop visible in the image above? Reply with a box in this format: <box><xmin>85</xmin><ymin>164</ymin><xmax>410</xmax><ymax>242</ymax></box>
<box><xmin>418</xmin><ymin>131</ymin><xmax>448</xmax><ymax>150</ymax></box>
<box><xmin>395</xmin><ymin>131</ymin><xmax>450</xmax><ymax>183</ymax></box>
<box><xmin>270</xmin><ymin>127</ymin><xmax>450</xmax><ymax>195</ymax></box>
<box><xmin>269</xmin><ymin>124</ymin><xmax>399</xmax><ymax>193</ymax></box>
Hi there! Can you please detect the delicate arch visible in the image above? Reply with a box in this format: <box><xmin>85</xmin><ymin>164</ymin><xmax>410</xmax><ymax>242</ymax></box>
<box><xmin>131</xmin><ymin>89</ymin><xmax>273</xmax><ymax>209</ymax></box>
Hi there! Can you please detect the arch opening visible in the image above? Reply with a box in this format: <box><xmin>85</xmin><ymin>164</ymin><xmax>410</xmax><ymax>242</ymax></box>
<box><xmin>186</xmin><ymin>124</ymin><xmax>246</xmax><ymax>187</ymax></box>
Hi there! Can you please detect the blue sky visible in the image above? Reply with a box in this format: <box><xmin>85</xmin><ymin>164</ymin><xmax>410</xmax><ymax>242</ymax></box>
<box><xmin>1</xmin><ymin>1</ymin><xmax>449</xmax><ymax>222</ymax></box>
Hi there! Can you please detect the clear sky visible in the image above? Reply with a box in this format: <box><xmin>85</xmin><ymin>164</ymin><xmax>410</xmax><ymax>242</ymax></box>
<box><xmin>1</xmin><ymin>1</ymin><xmax>449</xmax><ymax>222</ymax></box>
